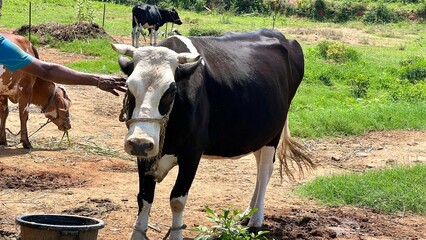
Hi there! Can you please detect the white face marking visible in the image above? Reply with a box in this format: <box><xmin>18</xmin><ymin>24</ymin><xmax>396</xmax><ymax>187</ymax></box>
<box><xmin>43</xmin><ymin>109</ymin><xmax>58</xmax><ymax>119</ymax></box>
<box><xmin>124</xmin><ymin>47</ymin><xmax>180</xmax><ymax>157</ymax></box>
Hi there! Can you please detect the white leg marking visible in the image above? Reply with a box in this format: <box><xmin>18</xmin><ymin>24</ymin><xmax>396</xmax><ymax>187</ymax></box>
<box><xmin>246</xmin><ymin>150</ymin><xmax>261</xmax><ymax>213</ymax></box>
<box><xmin>248</xmin><ymin>146</ymin><xmax>275</xmax><ymax>228</ymax></box>
<box><xmin>153</xmin><ymin>30</ymin><xmax>158</xmax><ymax>46</ymax></box>
<box><xmin>169</xmin><ymin>195</ymin><xmax>187</xmax><ymax>240</ymax></box>
<box><xmin>130</xmin><ymin>200</ymin><xmax>151</xmax><ymax>240</ymax></box>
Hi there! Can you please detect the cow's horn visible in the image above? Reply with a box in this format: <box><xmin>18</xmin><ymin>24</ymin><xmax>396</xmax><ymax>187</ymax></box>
<box><xmin>177</xmin><ymin>53</ymin><xmax>200</xmax><ymax>64</ymax></box>
<box><xmin>111</xmin><ymin>44</ymin><xmax>135</xmax><ymax>57</ymax></box>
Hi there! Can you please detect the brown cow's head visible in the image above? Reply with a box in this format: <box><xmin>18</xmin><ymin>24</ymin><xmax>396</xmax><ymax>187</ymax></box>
<box><xmin>42</xmin><ymin>85</ymin><xmax>72</xmax><ymax>131</ymax></box>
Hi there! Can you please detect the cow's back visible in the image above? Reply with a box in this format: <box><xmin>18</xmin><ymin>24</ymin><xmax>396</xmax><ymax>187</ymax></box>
<box><xmin>161</xmin><ymin>29</ymin><xmax>305</xmax><ymax>156</ymax></box>
<box><xmin>0</xmin><ymin>32</ymin><xmax>36</xmax><ymax>101</ymax></box>
<box><xmin>132</xmin><ymin>4</ymin><xmax>160</xmax><ymax>27</ymax></box>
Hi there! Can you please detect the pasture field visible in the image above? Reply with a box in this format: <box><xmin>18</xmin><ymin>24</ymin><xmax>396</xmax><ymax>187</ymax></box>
<box><xmin>2</xmin><ymin>0</ymin><xmax>425</xmax><ymax>138</ymax></box>
<box><xmin>1</xmin><ymin>1</ymin><xmax>425</xmax><ymax>239</ymax></box>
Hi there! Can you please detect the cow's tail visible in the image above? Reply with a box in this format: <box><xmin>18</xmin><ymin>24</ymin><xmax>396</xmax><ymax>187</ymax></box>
<box><xmin>277</xmin><ymin>117</ymin><xmax>314</xmax><ymax>182</ymax></box>
<box><xmin>30</xmin><ymin>44</ymin><xmax>40</xmax><ymax>59</ymax></box>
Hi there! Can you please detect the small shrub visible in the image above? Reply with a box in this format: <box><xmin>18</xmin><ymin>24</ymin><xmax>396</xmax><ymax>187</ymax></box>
<box><xmin>363</xmin><ymin>3</ymin><xmax>399</xmax><ymax>24</ymax></box>
<box><xmin>279</xmin><ymin>1</ymin><xmax>296</xmax><ymax>16</ymax></box>
<box><xmin>333</xmin><ymin>1</ymin><xmax>366</xmax><ymax>23</ymax></box>
<box><xmin>418</xmin><ymin>2</ymin><xmax>426</xmax><ymax>21</ymax></box>
<box><xmin>188</xmin><ymin>28</ymin><xmax>223</xmax><ymax>36</ymax></box>
<box><xmin>195</xmin><ymin>206</ymin><xmax>269</xmax><ymax>240</ymax></box>
<box><xmin>317</xmin><ymin>41</ymin><xmax>360</xmax><ymax>63</ymax></box>
<box><xmin>76</xmin><ymin>0</ymin><xmax>95</xmax><ymax>23</ymax></box>
<box><xmin>389</xmin><ymin>80</ymin><xmax>426</xmax><ymax>102</ymax></box>
<box><xmin>399</xmin><ymin>56</ymin><xmax>426</xmax><ymax>84</ymax></box>
<box><xmin>350</xmin><ymin>77</ymin><xmax>370</xmax><ymax>98</ymax></box>
<box><xmin>313</xmin><ymin>0</ymin><xmax>327</xmax><ymax>21</ymax></box>
<box><xmin>319</xmin><ymin>74</ymin><xmax>333</xmax><ymax>86</ymax></box>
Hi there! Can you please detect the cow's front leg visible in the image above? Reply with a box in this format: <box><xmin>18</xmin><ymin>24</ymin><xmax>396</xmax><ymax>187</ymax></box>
<box><xmin>153</xmin><ymin>29</ymin><xmax>158</xmax><ymax>46</ymax></box>
<box><xmin>130</xmin><ymin>158</ymin><xmax>156</xmax><ymax>240</ymax></box>
<box><xmin>167</xmin><ymin>151</ymin><xmax>202</xmax><ymax>240</ymax></box>
<box><xmin>18</xmin><ymin>95</ymin><xmax>32</xmax><ymax>149</ymax></box>
<box><xmin>149</xmin><ymin>29</ymin><xmax>154</xmax><ymax>46</ymax></box>
<box><xmin>0</xmin><ymin>96</ymin><xmax>9</xmax><ymax>146</ymax></box>
<box><xmin>132</xmin><ymin>27</ymin><xmax>137</xmax><ymax>47</ymax></box>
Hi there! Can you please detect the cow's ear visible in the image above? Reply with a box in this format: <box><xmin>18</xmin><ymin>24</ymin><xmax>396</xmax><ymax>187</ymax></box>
<box><xmin>175</xmin><ymin>58</ymin><xmax>202</xmax><ymax>82</ymax></box>
<box><xmin>112</xmin><ymin>44</ymin><xmax>135</xmax><ymax>57</ymax></box>
<box><xmin>118</xmin><ymin>56</ymin><xmax>134</xmax><ymax>76</ymax></box>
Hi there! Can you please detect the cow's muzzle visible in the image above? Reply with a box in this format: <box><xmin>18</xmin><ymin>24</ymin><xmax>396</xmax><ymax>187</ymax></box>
<box><xmin>126</xmin><ymin>138</ymin><xmax>155</xmax><ymax>157</ymax></box>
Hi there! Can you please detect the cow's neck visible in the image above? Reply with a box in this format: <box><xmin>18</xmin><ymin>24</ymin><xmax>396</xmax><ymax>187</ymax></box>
<box><xmin>31</xmin><ymin>78</ymin><xmax>55</xmax><ymax>109</ymax></box>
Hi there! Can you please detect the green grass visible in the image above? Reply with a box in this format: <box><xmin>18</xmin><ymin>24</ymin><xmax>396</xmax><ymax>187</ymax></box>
<box><xmin>1</xmin><ymin>0</ymin><xmax>425</xmax><ymax>139</ymax></box>
<box><xmin>295</xmin><ymin>165</ymin><xmax>426</xmax><ymax>214</ymax></box>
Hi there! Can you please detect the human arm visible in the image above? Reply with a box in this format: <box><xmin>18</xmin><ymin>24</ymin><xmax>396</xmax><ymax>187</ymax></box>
<box><xmin>19</xmin><ymin>57</ymin><xmax>126</xmax><ymax>96</ymax></box>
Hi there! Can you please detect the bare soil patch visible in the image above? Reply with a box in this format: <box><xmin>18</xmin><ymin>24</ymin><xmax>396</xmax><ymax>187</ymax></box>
<box><xmin>1</xmin><ymin>32</ymin><xmax>425</xmax><ymax>240</ymax></box>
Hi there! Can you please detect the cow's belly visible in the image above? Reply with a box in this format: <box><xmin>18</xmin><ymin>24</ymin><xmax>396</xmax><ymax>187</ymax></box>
<box><xmin>142</xmin><ymin>23</ymin><xmax>155</xmax><ymax>29</ymax></box>
<box><xmin>0</xmin><ymin>84</ymin><xmax>18</xmax><ymax>96</ymax></box>
<box><xmin>0</xmin><ymin>71</ymin><xmax>20</xmax><ymax>100</ymax></box>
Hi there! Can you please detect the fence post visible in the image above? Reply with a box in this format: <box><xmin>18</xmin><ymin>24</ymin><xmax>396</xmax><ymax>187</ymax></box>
<box><xmin>102</xmin><ymin>3</ymin><xmax>106</xmax><ymax>27</ymax></box>
<box><xmin>29</xmin><ymin>1</ymin><xmax>32</xmax><ymax>41</ymax></box>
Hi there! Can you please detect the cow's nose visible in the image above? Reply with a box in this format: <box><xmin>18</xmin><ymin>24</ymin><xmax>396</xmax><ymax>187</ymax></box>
<box><xmin>127</xmin><ymin>139</ymin><xmax>154</xmax><ymax>157</ymax></box>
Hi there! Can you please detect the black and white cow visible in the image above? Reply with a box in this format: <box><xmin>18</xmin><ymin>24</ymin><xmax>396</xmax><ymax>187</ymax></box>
<box><xmin>112</xmin><ymin>28</ymin><xmax>314</xmax><ymax>240</ymax></box>
<box><xmin>131</xmin><ymin>4</ymin><xmax>182</xmax><ymax>47</ymax></box>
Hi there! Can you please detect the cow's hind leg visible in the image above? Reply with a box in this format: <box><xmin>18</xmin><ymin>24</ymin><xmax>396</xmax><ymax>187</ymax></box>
<box><xmin>245</xmin><ymin>145</ymin><xmax>275</xmax><ymax>228</ymax></box>
<box><xmin>0</xmin><ymin>96</ymin><xmax>9</xmax><ymax>146</ymax></box>
<box><xmin>130</xmin><ymin>158</ymin><xmax>156</xmax><ymax>240</ymax></box>
<box><xmin>132</xmin><ymin>27</ymin><xmax>137</xmax><ymax>47</ymax></box>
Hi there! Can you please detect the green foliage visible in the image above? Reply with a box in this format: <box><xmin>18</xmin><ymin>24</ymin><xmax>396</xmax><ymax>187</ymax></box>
<box><xmin>363</xmin><ymin>3</ymin><xmax>399</xmax><ymax>24</ymax></box>
<box><xmin>418</xmin><ymin>2</ymin><xmax>426</xmax><ymax>21</ymax></box>
<box><xmin>230</xmin><ymin>0</ymin><xmax>268</xmax><ymax>14</ymax></box>
<box><xmin>389</xmin><ymin>80</ymin><xmax>426</xmax><ymax>102</ymax></box>
<box><xmin>195</xmin><ymin>206</ymin><xmax>268</xmax><ymax>240</ymax></box>
<box><xmin>76</xmin><ymin>0</ymin><xmax>95</xmax><ymax>23</ymax></box>
<box><xmin>295</xmin><ymin>165</ymin><xmax>426</xmax><ymax>214</ymax></box>
<box><xmin>350</xmin><ymin>77</ymin><xmax>370</xmax><ymax>98</ymax></box>
<box><xmin>188</xmin><ymin>27</ymin><xmax>224</xmax><ymax>36</ymax></box>
<box><xmin>317</xmin><ymin>41</ymin><xmax>360</xmax><ymax>63</ymax></box>
<box><xmin>399</xmin><ymin>56</ymin><xmax>426</xmax><ymax>84</ymax></box>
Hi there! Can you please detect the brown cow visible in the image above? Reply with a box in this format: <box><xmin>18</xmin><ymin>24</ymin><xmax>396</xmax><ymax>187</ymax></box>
<box><xmin>0</xmin><ymin>32</ymin><xmax>71</xmax><ymax>149</ymax></box>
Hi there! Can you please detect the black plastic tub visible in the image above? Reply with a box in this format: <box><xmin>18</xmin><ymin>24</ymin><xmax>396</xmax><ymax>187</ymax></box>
<box><xmin>16</xmin><ymin>214</ymin><xmax>104</xmax><ymax>240</ymax></box>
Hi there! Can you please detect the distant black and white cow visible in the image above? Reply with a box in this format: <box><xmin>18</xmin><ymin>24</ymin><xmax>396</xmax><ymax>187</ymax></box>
<box><xmin>131</xmin><ymin>4</ymin><xmax>182</xmax><ymax>47</ymax></box>
<box><xmin>112</xmin><ymin>28</ymin><xmax>314</xmax><ymax>240</ymax></box>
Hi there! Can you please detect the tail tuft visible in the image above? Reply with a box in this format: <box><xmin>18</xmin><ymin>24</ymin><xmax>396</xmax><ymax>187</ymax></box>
<box><xmin>277</xmin><ymin>117</ymin><xmax>315</xmax><ymax>182</ymax></box>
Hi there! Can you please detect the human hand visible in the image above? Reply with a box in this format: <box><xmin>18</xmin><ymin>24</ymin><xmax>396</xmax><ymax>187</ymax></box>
<box><xmin>97</xmin><ymin>75</ymin><xmax>127</xmax><ymax>96</ymax></box>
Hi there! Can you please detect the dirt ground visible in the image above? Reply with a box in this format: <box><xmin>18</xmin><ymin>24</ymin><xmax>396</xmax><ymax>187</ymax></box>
<box><xmin>1</xmin><ymin>41</ymin><xmax>426</xmax><ymax>240</ymax></box>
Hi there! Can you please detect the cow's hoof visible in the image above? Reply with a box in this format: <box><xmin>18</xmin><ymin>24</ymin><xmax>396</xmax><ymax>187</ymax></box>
<box><xmin>248</xmin><ymin>226</ymin><xmax>265</xmax><ymax>235</ymax></box>
<box><xmin>22</xmin><ymin>141</ymin><xmax>32</xmax><ymax>149</ymax></box>
<box><xmin>240</xmin><ymin>218</ymin><xmax>250</xmax><ymax>226</ymax></box>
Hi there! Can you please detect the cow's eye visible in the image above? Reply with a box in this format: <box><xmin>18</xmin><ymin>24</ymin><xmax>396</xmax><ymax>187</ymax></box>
<box><xmin>159</xmin><ymin>82</ymin><xmax>177</xmax><ymax>115</ymax></box>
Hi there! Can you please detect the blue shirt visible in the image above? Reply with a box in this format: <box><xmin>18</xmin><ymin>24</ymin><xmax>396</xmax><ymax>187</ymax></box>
<box><xmin>0</xmin><ymin>34</ymin><xmax>34</xmax><ymax>72</ymax></box>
